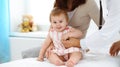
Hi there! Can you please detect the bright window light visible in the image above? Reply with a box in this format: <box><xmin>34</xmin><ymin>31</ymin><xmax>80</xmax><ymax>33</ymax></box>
<box><xmin>10</xmin><ymin>0</ymin><xmax>55</xmax><ymax>32</ymax></box>
<box><xmin>28</xmin><ymin>0</ymin><xmax>55</xmax><ymax>25</ymax></box>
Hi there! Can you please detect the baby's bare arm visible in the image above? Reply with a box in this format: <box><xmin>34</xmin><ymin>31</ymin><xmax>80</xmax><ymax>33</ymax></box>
<box><xmin>69</xmin><ymin>27</ymin><xmax>83</xmax><ymax>39</ymax></box>
<box><xmin>62</xmin><ymin>27</ymin><xmax>82</xmax><ymax>41</ymax></box>
<box><xmin>61</xmin><ymin>27</ymin><xmax>82</xmax><ymax>48</ymax></box>
<box><xmin>38</xmin><ymin>34</ymin><xmax>52</xmax><ymax>61</ymax></box>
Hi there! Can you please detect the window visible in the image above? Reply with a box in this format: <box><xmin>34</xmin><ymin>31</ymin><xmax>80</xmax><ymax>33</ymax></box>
<box><xmin>10</xmin><ymin>0</ymin><xmax>54</xmax><ymax>38</ymax></box>
<box><xmin>10</xmin><ymin>0</ymin><xmax>54</xmax><ymax>32</ymax></box>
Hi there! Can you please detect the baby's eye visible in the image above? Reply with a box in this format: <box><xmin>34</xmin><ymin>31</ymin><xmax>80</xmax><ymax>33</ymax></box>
<box><xmin>53</xmin><ymin>22</ymin><xmax>56</xmax><ymax>24</ymax></box>
<box><xmin>60</xmin><ymin>20</ymin><xmax>63</xmax><ymax>23</ymax></box>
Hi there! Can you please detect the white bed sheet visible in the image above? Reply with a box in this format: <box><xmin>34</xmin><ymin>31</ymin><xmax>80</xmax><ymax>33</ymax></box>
<box><xmin>0</xmin><ymin>52</ymin><xmax>120</xmax><ymax>67</ymax></box>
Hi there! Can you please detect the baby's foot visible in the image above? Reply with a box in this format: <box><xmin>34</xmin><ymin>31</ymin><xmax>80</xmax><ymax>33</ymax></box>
<box><xmin>66</xmin><ymin>60</ymin><xmax>75</xmax><ymax>67</ymax></box>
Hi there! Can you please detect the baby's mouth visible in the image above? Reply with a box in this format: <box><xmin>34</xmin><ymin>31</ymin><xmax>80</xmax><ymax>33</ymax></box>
<box><xmin>57</xmin><ymin>27</ymin><xmax>62</xmax><ymax>29</ymax></box>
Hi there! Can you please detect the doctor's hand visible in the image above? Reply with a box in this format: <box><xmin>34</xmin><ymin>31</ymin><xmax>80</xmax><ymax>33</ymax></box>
<box><xmin>110</xmin><ymin>40</ymin><xmax>120</xmax><ymax>56</ymax></box>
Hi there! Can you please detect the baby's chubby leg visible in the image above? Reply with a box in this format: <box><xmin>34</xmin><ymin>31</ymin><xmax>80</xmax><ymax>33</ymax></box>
<box><xmin>47</xmin><ymin>52</ymin><xmax>65</xmax><ymax>66</ymax></box>
<box><xmin>66</xmin><ymin>52</ymin><xmax>82</xmax><ymax>67</ymax></box>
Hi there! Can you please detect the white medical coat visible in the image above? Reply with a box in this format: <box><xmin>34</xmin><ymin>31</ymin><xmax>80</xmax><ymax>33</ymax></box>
<box><xmin>81</xmin><ymin>0</ymin><xmax>120</xmax><ymax>54</ymax></box>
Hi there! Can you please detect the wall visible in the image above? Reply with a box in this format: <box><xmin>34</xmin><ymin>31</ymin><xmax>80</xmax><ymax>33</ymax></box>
<box><xmin>10</xmin><ymin>37</ymin><xmax>45</xmax><ymax>60</ymax></box>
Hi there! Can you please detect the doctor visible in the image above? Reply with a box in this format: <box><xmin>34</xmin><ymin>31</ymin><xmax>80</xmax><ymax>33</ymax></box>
<box><xmin>62</xmin><ymin>0</ymin><xmax>120</xmax><ymax>56</ymax></box>
<box><xmin>81</xmin><ymin>0</ymin><xmax>120</xmax><ymax>52</ymax></box>
<box><xmin>80</xmin><ymin>0</ymin><xmax>120</xmax><ymax>55</ymax></box>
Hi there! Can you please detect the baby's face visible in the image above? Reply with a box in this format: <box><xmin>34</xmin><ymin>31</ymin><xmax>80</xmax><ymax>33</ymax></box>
<box><xmin>51</xmin><ymin>14</ymin><xmax>68</xmax><ymax>32</ymax></box>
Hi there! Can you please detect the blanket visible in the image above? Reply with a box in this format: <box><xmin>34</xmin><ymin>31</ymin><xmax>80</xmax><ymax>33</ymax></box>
<box><xmin>0</xmin><ymin>52</ymin><xmax>120</xmax><ymax>67</ymax></box>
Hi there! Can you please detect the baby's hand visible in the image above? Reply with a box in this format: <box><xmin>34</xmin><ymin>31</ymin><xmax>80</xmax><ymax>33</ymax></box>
<box><xmin>37</xmin><ymin>57</ymin><xmax>44</xmax><ymax>61</ymax></box>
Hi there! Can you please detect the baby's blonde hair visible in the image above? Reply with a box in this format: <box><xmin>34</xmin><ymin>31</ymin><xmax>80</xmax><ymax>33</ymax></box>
<box><xmin>49</xmin><ymin>8</ymin><xmax>69</xmax><ymax>22</ymax></box>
